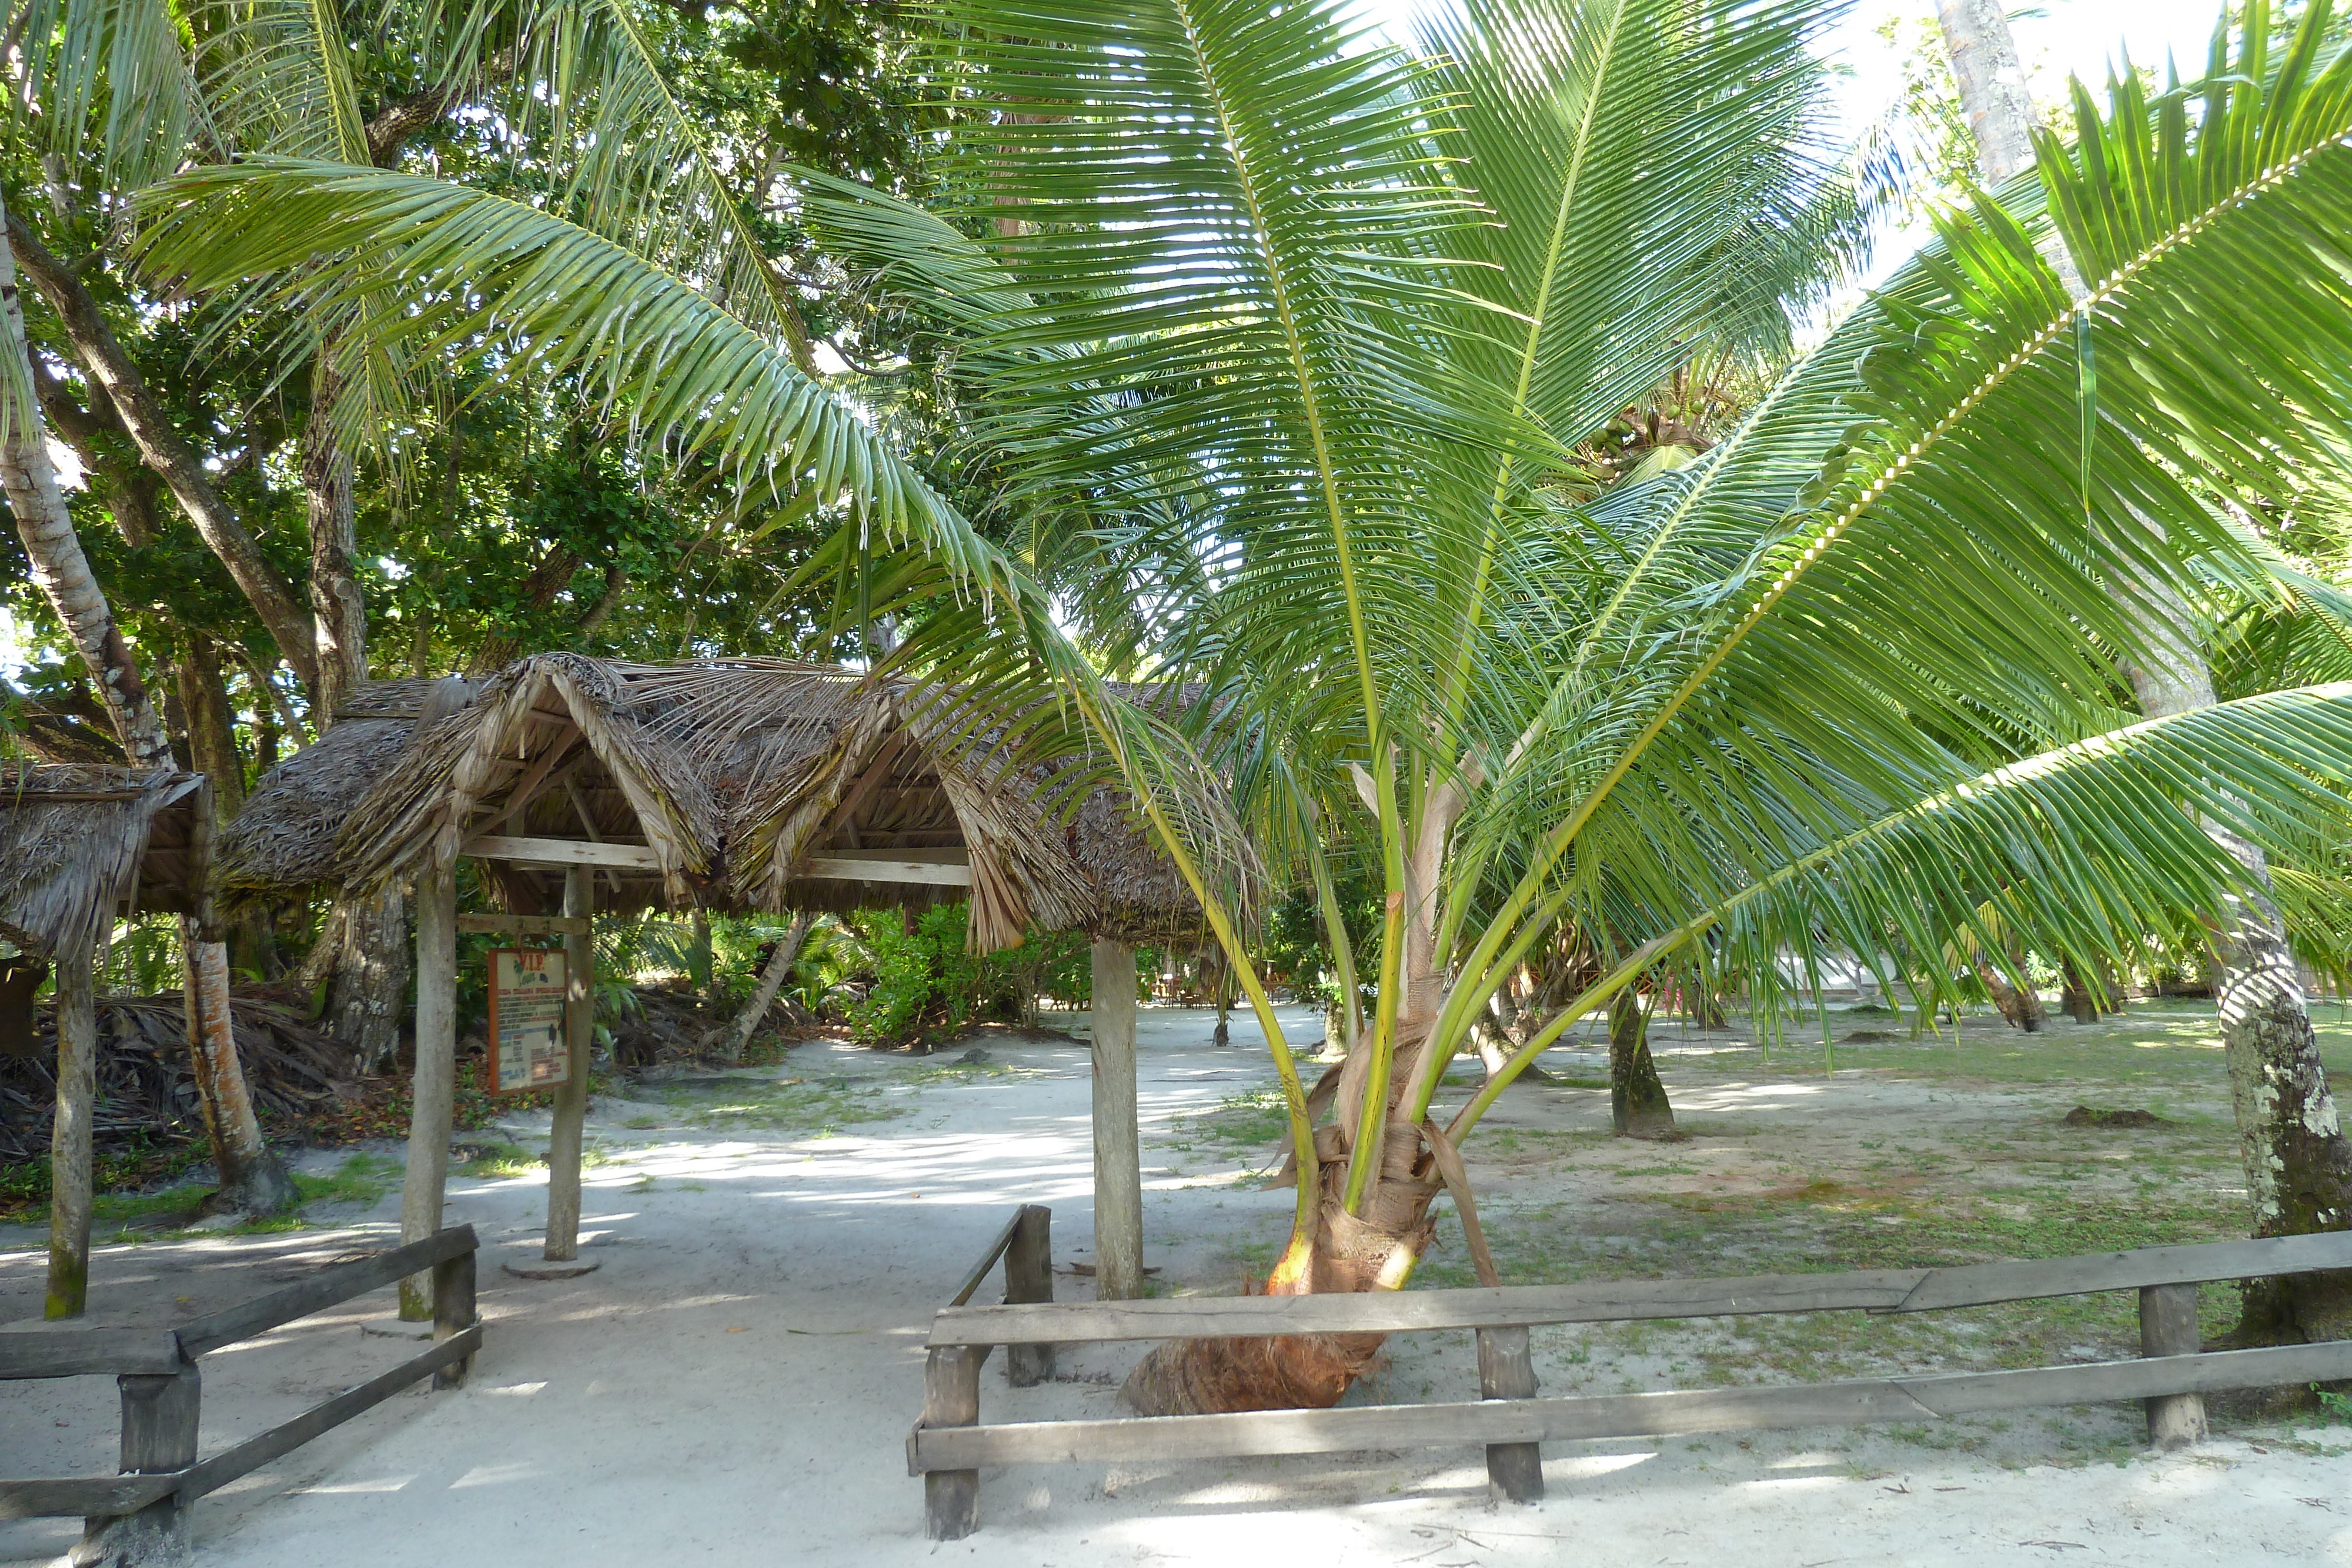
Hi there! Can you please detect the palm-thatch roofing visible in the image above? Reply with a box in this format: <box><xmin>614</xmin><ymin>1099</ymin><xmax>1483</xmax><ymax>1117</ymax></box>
<box><xmin>0</xmin><ymin>764</ymin><xmax>212</xmax><ymax>961</ymax></box>
<box><xmin>217</xmin><ymin>656</ymin><xmax>1214</xmax><ymax>950</ymax></box>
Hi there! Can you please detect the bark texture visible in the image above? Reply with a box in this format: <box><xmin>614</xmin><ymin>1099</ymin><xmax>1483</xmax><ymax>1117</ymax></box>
<box><xmin>1608</xmin><ymin>989</ymin><xmax>1676</xmax><ymax>1138</ymax></box>
<box><xmin>45</xmin><ymin>947</ymin><xmax>95</xmax><ymax>1319</ymax></box>
<box><xmin>183</xmin><ymin>930</ymin><xmax>299</xmax><ymax>1215</ymax></box>
<box><xmin>326</xmin><ymin>882</ymin><xmax>410</xmax><ymax>1075</ymax></box>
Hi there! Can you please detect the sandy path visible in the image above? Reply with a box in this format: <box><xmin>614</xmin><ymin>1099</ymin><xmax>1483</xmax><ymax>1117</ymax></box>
<box><xmin>4</xmin><ymin>1005</ymin><xmax>2348</xmax><ymax>1566</ymax></box>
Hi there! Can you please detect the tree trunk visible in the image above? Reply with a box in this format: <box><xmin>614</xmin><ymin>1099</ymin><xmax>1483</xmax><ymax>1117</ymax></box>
<box><xmin>724</xmin><ymin>912</ymin><xmax>808</xmax><ymax>1062</ymax></box>
<box><xmin>182</xmin><ymin>929</ymin><xmax>299</xmax><ymax>1215</ymax></box>
<box><xmin>302</xmin><ymin>356</ymin><xmax>369</xmax><ymax>723</ymax></box>
<box><xmin>1976</xmin><ymin>955</ymin><xmax>2046</xmax><ymax>1032</ymax></box>
<box><xmin>327</xmin><ymin>883</ymin><xmax>410</xmax><ymax>1074</ymax></box>
<box><xmin>399</xmin><ymin>867</ymin><xmax>457</xmax><ymax>1320</ymax></box>
<box><xmin>45</xmin><ymin>946</ymin><xmax>95</xmax><ymax>1318</ymax></box>
<box><xmin>7</xmin><ymin>211</ymin><xmax>320</xmax><ymax>693</ymax></box>
<box><xmin>0</xmin><ymin>202</ymin><xmax>171</xmax><ymax>772</ymax></box>
<box><xmin>1937</xmin><ymin>0</ymin><xmax>2352</xmax><ymax>1341</ymax></box>
<box><xmin>1090</xmin><ymin>938</ymin><xmax>1145</xmax><ymax>1300</ymax></box>
<box><xmin>2060</xmin><ymin>961</ymin><xmax>2100</xmax><ymax>1024</ymax></box>
<box><xmin>1609</xmin><ymin>989</ymin><xmax>1675</xmax><ymax>1138</ymax></box>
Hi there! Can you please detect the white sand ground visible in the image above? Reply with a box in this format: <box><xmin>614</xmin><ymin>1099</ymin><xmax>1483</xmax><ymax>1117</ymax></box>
<box><xmin>4</xmin><ymin>1005</ymin><xmax>2348</xmax><ymax>1567</ymax></box>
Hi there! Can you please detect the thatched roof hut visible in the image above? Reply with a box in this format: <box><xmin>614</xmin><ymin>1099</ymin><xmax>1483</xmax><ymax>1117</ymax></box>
<box><xmin>218</xmin><ymin>656</ymin><xmax>1211</xmax><ymax>950</ymax></box>
<box><xmin>0</xmin><ymin>764</ymin><xmax>212</xmax><ymax>961</ymax></box>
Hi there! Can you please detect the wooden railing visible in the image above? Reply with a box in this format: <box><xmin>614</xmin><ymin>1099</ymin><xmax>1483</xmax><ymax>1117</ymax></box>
<box><xmin>908</xmin><ymin>1229</ymin><xmax>2352</xmax><ymax>1539</ymax></box>
<box><xmin>1</xmin><ymin>1225</ymin><xmax>481</xmax><ymax>1563</ymax></box>
<box><xmin>918</xmin><ymin>1206</ymin><xmax>1055</xmax><ymax>1535</ymax></box>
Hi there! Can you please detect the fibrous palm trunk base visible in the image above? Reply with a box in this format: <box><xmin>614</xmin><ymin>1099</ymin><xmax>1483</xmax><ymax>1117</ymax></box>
<box><xmin>1610</xmin><ymin>991</ymin><xmax>1675</xmax><ymax>1138</ymax></box>
<box><xmin>1121</xmin><ymin>1126</ymin><xmax>1441</xmax><ymax>1416</ymax></box>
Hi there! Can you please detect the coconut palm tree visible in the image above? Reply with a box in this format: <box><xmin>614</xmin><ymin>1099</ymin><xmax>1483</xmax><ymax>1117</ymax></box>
<box><xmin>135</xmin><ymin>0</ymin><xmax>2352</xmax><ymax>1405</ymax></box>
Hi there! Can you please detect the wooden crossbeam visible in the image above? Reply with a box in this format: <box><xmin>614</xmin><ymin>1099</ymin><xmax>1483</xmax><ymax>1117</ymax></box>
<box><xmin>457</xmin><ymin>914</ymin><xmax>593</xmax><ymax>937</ymax></box>
<box><xmin>928</xmin><ymin>1231</ymin><xmax>2352</xmax><ymax>1347</ymax></box>
<box><xmin>463</xmin><ymin>835</ymin><xmax>659</xmax><ymax>871</ymax></box>
<box><xmin>907</xmin><ymin>1340</ymin><xmax>2352</xmax><ymax>1473</ymax></box>
<box><xmin>803</xmin><ymin>852</ymin><xmax>972</xmax><ymax>887</ymax></box>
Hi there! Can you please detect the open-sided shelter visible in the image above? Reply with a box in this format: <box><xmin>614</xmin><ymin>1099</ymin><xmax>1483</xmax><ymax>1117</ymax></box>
<box><xmin>218</xmin><ymin>654</ymin><xmax>1220</xmax><ymax>1300</ymax></box>
<box><xmin>0</xmin><ymin>764</ymin><xmax>213</xmax><ymax>1316</ymax></box>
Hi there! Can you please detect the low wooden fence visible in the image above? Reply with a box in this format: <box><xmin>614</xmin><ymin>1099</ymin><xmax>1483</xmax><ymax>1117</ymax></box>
<box><xmin>908</xmin><ymin>1228</ymin><xmax>2352</xmax><ymax>1539</ymax></box>
<box><xmin>1</xmin><ymin>1225</ymin><xmax>481</xmax><ymax>1562</ymax></box>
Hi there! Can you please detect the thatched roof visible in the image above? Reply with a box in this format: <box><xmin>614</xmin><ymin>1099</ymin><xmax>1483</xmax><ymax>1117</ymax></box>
<box><xmin>0</xmin><ymin>765</ymin><xmax>211</xmax><ymax>961</ymax></box>
<box><xmin>218</xmin><ymin>656</ymin><xmax>1213</xmax><ymax>950</ymax></box>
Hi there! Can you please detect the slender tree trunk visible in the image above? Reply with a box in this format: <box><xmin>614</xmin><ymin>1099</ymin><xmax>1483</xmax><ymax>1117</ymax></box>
<box><xmin>182</xmin><ymin>931</ymin><xmax>298</xmax><ymax>1215</ymax></box>
<box><xmin>302</xmin><ymin>357</ymin><xmax>368</xmax><ymax>723</ymax></box>
<box><xmin>1937</xmin><ymin>0</ymin><xmax>2352</xmax><ymax>1343</ymax></box>
<box><xmin>45</xmin><ymin>946</ymin><xmax>95</xmax><ymax>1319</ymax></box>
<box><xmin>1090</xmin><ymin>938</ymin><xmax>1145</xmax><ymax>1300</ymax></box>
<box><xmin>1609</xmin><ymin>989</ymin><xmax>1675</xmax><ymax>1138</ymax></box>
<box><xmin>7</xmin><ymin>212</ymin><xmax>320</xmax><ymax>692</ymax></box>
<box><xmin>724</xmin><ymin>913</ymin><xmax>808</xmax><ymax>1062</ymax></box>
<box><xmin>400</xmin><ymin>866</ymin><xmax>457</xmax><ymax>1320</ymax></box>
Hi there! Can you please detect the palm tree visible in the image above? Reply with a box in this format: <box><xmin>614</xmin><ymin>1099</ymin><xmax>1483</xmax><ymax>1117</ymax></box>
<box><xmin>1932</xmin><ymin>0</ymin><xmax>2352</xmax><ymax>1344</ymax></box>
<box><xmin>138</xmin><ymin>0</ymin><xmax>2352</xmax><ymax>1408</ymax></box>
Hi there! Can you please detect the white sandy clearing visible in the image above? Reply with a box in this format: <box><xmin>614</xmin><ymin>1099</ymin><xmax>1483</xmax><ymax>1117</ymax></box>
<box><xmin>4</xmin><ymin>1004</ymin><xmax>2348</xmax><ymax>1567</ymax></box>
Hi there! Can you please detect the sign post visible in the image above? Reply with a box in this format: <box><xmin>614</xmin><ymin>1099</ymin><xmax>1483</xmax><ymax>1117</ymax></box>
<box><xmin>487</xmin><ymin>948</ymin><xmax>570</xmax><ymax>1095</ymax></box>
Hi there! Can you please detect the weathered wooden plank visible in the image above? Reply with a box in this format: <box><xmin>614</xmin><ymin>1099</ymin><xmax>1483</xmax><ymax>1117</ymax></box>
<box><xmin>2140</xmin><ymin>1283</ymin><xmax>2207</xmax><ymax>1449</ymax></box>
<box><xmin>910</xmin><ymin>1340</ymin><xmax>2352</xmax><ymax>1471</ymax></box>
<box><xmin>922</xmin><ymin>1348</ymin><xmax>983</xmax><ymax>1541</ymax></box>
<box><xmin>929</xmin><ymin>1269</ymin><xmax>1932</xmax><ymax>1346</ymax></box>
<box><xmin>94</xmin><ymin>1362</ymin><xmax>202</xmax><ymax>1557</ymax></box>
<box><xmin>1004</xmin><ymin>1206</ymin><xmax>1054</xmax><ymax>1389</ymax></box>
<box><xmin>950</xmin><ymin>1211</ymin><xmax>1027</xmax><ymax>1310</ymax></box>
<box><xmin>0</xmin><ymin>1330</ymin><xmax>186</xmax><ymax>1380</ymax></box>
<box><xmin>456</xmin><ymin>913</ymin><xmax>592</xmax><ymax>937</ymax></box>
<box><xmin>931</xmin><ymin>1232</ymin><xmax>2352</xmax><ymax>1347</ymax></box>
<box><xmin>1889</xmin><ymin>1231</ymin><xmax>2352</xmax><ymax>1312</ymax></box>
<box><xmin>176</xmin><ymin>1226</ymin><xmax>477</xmax><ymax>1359</ymax></box>
<box><xmin>0</xmin><ymin>1473</ymin><xmax>177</xmax><ymax>1522</ymax></box>
<box><xmin>173</xmin><ymin>1325</ymin><xmax>484</xmax><ymax>1503</ymax></box>
<box><xmin>463</xmin><ymin>835</ymin><xmax>659</xmax><ymax>871</ymax></box>
<box><xmin>803</xmin><ymin>855</ymin><xmax>972</xmax><ymax>887</ymax></box>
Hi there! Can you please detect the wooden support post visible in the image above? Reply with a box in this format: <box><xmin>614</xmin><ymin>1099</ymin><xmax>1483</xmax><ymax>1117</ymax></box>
<box><xmin>46</xmin><ymin>944</ymin><xmax>96</xmax><ymax>1320</ymax></box>
<box><xmin>1088</xmin><ymin>939</ymin><xmax>1143</xmax><ymax>1302</ymax></box>
<box><xmin>399</xmin><ymin>865</ymin><xmax>458</xmax><ymax>1320</ymax></box>
<box><xmin>544</xmin><ymin>867</ymin><xmax>592</xmax><ymax>1262</ymax></box>
<box><xmin>432</xmin><ymin>1245</ymin><xmax>478</xmax><ymax>1390</ymax></box>
<box><xmin>1004</xmin><ymin>1205</ymin><xmax>1054</xmax><ymax>1388</ymax></box>
<box><xmin>922</xmin><ymin>1346</ymin><xmax>982</xmax><ymax>1540</ymax></box>
<box><xmin>1476</xmin><ymin>1324</ymin><xmax>1544</xmax><ymax>1503</ymax></box>
<box><xmin>2139</xmin><ymin>1282</ymin><xmax>2207</xmax><ymax>1449</ymax></box>
<box><xmin>84</xmin><ymin>1359</ymin><xmax>200</xmax><ymax>1563</ymax></box>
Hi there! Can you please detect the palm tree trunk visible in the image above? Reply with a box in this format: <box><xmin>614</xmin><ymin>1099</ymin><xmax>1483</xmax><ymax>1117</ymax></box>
<box><xmin>5</xmin><ymin>193</ymin><xmax>294</xmax><ymax>1247</ymax></box>
<box><xmin>1937</xmin><ymin>0</ymin><xmax>2352</xmax><ymax>1342</ymax></box>
<box><xmin>182</xmin><ymin>932</ymin><xmax>298</xmax><ymax>1215</ymax></box>
<box><xmin>723</xmin><ymin>913</ymin><xmax>808</xmax><ymax>1062</ymax></box>
<box><xmin>1609</xmin><ymin>989</ymin><xmax>1675</xmax><ymax>1137</ymax></box>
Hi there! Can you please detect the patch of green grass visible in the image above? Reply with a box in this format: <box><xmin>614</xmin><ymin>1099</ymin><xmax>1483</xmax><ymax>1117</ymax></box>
<box><xmin>622</xmin><ymin>1115</ymin><xmax>661</xmax><ymax>1130</ymax></box>
<box><xmin>462</xmin><ymin>1143</ymin><xmax>540</xmax><ymax>1179</ymax></box>
<box><xmin>293</xmin><ymin>1153</ymin><xmax>399</xmax><ymax>1207</ymax></box>
<box><xmin>666</xmin><ymin>1077</ymin><xmax>904</xmax><ymax>1138</ymax></box>
<box><xmin>1172</xmin><ymin>1087</ymin><xmax>1291</xmax><ymax>1158</ymax></box>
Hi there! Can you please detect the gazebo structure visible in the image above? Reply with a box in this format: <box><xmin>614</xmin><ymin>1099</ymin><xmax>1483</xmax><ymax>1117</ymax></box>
<box><xmin>217</xmin><ymin>655</ymin><xmax>1217</xmax><ymax>1303</ymax></box>
<box><xmin>0</xmin><ymin>764</ymin><xmax>238</xmax><ymax>1317</ymax></box>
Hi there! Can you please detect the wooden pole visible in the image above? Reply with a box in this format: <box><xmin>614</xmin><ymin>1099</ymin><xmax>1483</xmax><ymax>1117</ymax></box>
<box><xmin>921</xmin><ymin>1346</ymin><xmax>982</xmax><ymax>1540</ymax></box>
<box><xmin>45</xmin><ymin>944</ymin><xmax>96</xmax><ymax>1320</ymax></box>
<box><xmin>399</xmin><ymin>865</ymin><xmax>457</xmax><ymax>1320</ymax></box>
<box><xmin>544</xmin><ymin>866</ymin><xmax>592</xmax><ymax>1262</ymax></box>
<box><xmin>1004</xmin><ymin>1205</ymin><xmax>1054</xmax><ymax>1388</ymax></box>
<box><xmin>723</xmin><ymin>911</ymin><xmax>808</xmax><ymax>1062</ymax></box>
<box><xmin>2140</xmin><ymin>1283</ymin><xmax>2208</xmax><ymax>1449</ymax></box>
<box><xmin>1088</xmin><ymin>939</ymin><xmax>1143</xmax><ymax>1300</ymax></box>
<box><xmin>1477</xmin><ymin>1324</ymin><xmax>1545</xmax><ymax>1503</ymax></box>
<box><xmin>87</xmin><ymin>1359</ymin><xmax>201</xmax><ymax>1563</ymax></box>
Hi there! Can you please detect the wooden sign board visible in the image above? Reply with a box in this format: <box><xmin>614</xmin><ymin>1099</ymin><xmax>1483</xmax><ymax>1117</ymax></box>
<box><xmin>487</xmin><ymin>948</ymin><xmax>569</xmax><ymax>1094</ymax></box>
